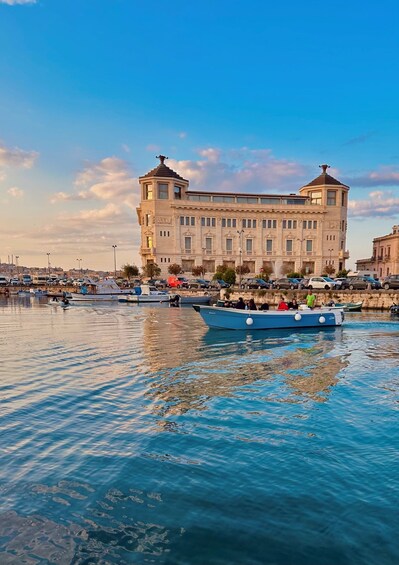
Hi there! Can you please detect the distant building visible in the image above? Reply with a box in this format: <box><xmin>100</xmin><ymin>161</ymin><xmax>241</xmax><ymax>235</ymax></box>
<box><xmin>137</xmin><ymin>157</ymin><xmax>350</xmax><ymax>277</ymax></box>
<box><xmin>356</xmin><ymin>225</ymin><xmax>399</xmax><ymax>278</ymax></box>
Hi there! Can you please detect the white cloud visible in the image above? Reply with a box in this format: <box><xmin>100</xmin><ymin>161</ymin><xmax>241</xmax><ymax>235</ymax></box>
<box><xmin>168</xmin><ymin>147</ymin><xmax>307</xmax><ymax>192</ymax></box>
<box><xmin>349</xmin><ymin>190</ymin><xmax>399</xmax><ymax>218</ymax></box>
<box><xmin>0</xmin><ymin>0</ymin><xmax>36</xmax><ymax>4</ymax></box>
<box><xmin>74</xmin><ymin>156</ymin><xmax>136</xmax><ymax>200</ymax></box>
<box><xmin>0</xmin><ymin>142</ymin><xmax>38</xmax><ymax>169</ymax></box>
<box><xmin>7</xmin><ymin>186</ymin><xmax>24</xmax><ymax>198</ymax></box>
<box><xmin>178</xmin><ymin>132</ymin><xmax>187</xmax><ymax>139</ymax></box>
<box><xmin>345</xmin><ymin>166</ymin><xmax>399</xmax><ymax>188</ymax></box>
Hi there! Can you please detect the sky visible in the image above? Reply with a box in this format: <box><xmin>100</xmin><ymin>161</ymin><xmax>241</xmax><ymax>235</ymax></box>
<box><xmin>1</xmin><ymin>0</ymin><xmax>399</xmax><ymax>272</ymax></box>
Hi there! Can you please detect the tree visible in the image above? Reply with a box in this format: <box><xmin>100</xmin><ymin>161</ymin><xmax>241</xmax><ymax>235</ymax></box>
<box><xmin>259</xmin><ymin>264</ymin><xmax>273</xmax><ymax>281</ymax></box>
<box><xmin>215</xmin><ymin>264</ymin><xmax>228</xmax><ymax>275</ymax></box>
<box><xmin>324</xmin><ymin>264</ymin><xmax>336</xmax><ymax>276</ymax></box>
<box><xmin>235</xmin><ymin>265</ymin><xmax>250</xmax><ymax>276</ymax></box>
<box><xmin>168</xmin><ymin>263</ymin><xmax>182</xmax><ymax>275</ymax></box>
<box><xmin>143</xmin><ymin>262</ymin><xmax>161</xmax><ymax>278</ymax></box>
<box><xmin>122</xmin><ymin>264</ymin><xmax>139</xmax><ymax>280</ymax></box>
<box><xmin>221</xmin><ymin>268</ymin><xmax>236</xmax><ymax>285</ymax></box>
<box><xmin>336</xmin><ymin>269</ymin><xmax>349</xmax><ymax>278</ymax></box>
<box><xmin>192</xmin><ymin>266</ymin><xmax>206</xmax><ymax>276</ymax></box>
<box><xmin>280</xmin><ymin>263</ymin><xmax>295</xmax><ymax>276</ymax></box>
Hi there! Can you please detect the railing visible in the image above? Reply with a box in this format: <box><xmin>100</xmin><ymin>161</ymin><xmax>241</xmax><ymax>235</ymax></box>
<box><xmin>224</xmin><ymin>250</ymin><xmax>233</xmax><ymax>255</ymax></box>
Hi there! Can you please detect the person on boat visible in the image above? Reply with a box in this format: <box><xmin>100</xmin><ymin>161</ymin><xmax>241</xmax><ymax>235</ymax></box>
<box><xmin>248</xmin><ymin>298</ymin><xmax>257</xmax><ymax>311</ymax></box>
<box><xmin>235</xmin><ymin>297</ymin><xmax>246</xmax><ymax>310</ymax></box>
<box><xmin>51</xmin><ymin>296</ymin><xmax>59</xmax><ymax>302</ymax></box>
<box><xmin>277</xmin><ymin>297</ymin><xmax>289</xmax><ymax>311</ymax></box>
<box><xmin>288</xmin><ymin>298</ymin><xmax>298</xmax><ymax>309</ymax></box>
<box><xmin>260</xmin><ymin>302</ymin><xmax>269</xmax><ymax>311</ymax></box>
<box><xmin>306</xmin><ymin>290</ymin><xmax>316</xmax><ymax>309</ymax></box>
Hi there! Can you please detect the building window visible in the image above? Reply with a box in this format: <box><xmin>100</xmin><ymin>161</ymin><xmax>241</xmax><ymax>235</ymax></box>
<box><xmin>246</xmin><ymin>239</ymin><xmax>253</xmax><ymax>254</ymax></box>
<box><xmin>222</xmin><ymin>218</ymin><xmax>236</xmax><ymax>228</ymax></box>
<box><xmin>146</xmin><ymin>236</ymin><xmax>153</xmax><ymax>249</ymax></box>
<box><xmin>341</xmin><ymin>192</ymin><xmax>346</xmax><ymax>206</ymax></box>
<box><xmin>306</xmin><ymin>240</ymin><xmax>313</xmax><ymax>253</ymax></box>
<box><xmin>158</xmin><ymin>183</ymin><xmax>168</xmax><ymax>199</ymax></box>
<box><xmin>202</xmin><ymin>217</ymin><xmax>216</xmax><ymax>227</ymax></box>
<box><xmin>286</xmin><ymin>240</ymin><xmax>293</xmax><ymax>253</ymax></box>
<box><xmin>242</xmin><ymin>219</ymin><xmax>247</xmax><ymax>228</ymax></box>
<box><xmin>310</xmin><ymin>191</ymin><xmax>322</xmax><ymax>205</ymax></box>
<box><xmin>226</xmin><ymin>238</ymin><xmax>233</xmax><ymax>253</ymax></box>
<box><xmin>144</xmin><ymin>184</ymin><xmax>153</xmax><ymax>200</ymax></box>
<box><xmin>174</xmin><ymin>185</ymin><xmax>182</xmax><ymax>199</ymax></box>
<box><xmin>283</xmin><ymin>219</ymin><xmax>297</xmax><ymax>229</ymax></box>
<box><xmin>327</xmin><ymin>190</ymin><xmax>337</xmax><ymax>206</ymax></box>
<box><xmin>205</xmin><ymin>237</ymin><xmax>212</xmax><ymax>253</ymax></box>
<box><xmin>266</xmin><ymin>239</ymin><xmax>273</xmax><ymax>254</ymax></box>
<box><xmin>313</xmin><ymin>221</ymin><xmax>317</xmax><ymax>229</ymax></box>
<box><xmin>145</xmin><ymin>213</ymin><xmax>151</xmax><ymax>226</ymax></box>
<box><xmin>184</xmin><ymin>237</ymin><xmax>192</xmax><ymax>253</ymax></box>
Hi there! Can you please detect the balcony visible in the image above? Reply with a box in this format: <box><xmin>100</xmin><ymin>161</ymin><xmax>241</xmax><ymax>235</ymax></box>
<box><xmin>141</xmin><ymin>247</ymin><xmax>153</xmax><ymax>255</ymax></box>
<box><xmin>339</xmin><ymin>250</ymin><xmax>350</xmax><ymax>259</ymax></box>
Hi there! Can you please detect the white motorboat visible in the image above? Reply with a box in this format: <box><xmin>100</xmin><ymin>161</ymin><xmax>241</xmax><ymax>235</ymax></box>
<box><xmin>30</xmin><ymin>288</ymin><xmax>48</xmax><ymax>296</ymax></box>
<box><xmin>70</xmin><ymin>278</ymin><xmax>134</xmax><ymax>302</ymax></box>
<box><xmin>119</xmin><ymin>284</ymin><xmax>170</xmax><ymax>304</ymax></box>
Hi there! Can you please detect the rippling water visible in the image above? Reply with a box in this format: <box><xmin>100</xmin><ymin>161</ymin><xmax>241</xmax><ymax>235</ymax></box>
<box><xmin>0</xmin><ymin>296</ymin><xmax>398</xmax><ymax>564</ymax></box>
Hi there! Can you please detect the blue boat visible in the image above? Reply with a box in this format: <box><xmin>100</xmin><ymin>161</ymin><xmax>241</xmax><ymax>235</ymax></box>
<box><xmin>193</xmin><ymin>305</ymin><xmax>344</xmax><ymax>330</ymax></box>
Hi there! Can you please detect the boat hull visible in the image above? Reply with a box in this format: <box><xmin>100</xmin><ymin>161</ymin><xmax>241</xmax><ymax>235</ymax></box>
<box><xmin>334</xmin><ymin>301</ymin><xmax>363</xmax><ymax>312</ymax></box>
<box><xmin>121</xmin><ymin>295</ymin><xmax>170</xmax><ymax>304</ymax></box>
<box><xmin>70</xmin><ymin>293</ymin><xmax>129</xmax><ymax>301</ymax></box>
<box><xmin>193</xmin><ymin>305</ymin><xmax>344</xmax><ymax>330</ymax></box>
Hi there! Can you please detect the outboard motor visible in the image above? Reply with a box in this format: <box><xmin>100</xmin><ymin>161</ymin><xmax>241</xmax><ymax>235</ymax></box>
<box><xmin>170</xmin><ymin>294</ymin><xmax>180</xmax><ymax>307</ymax></box>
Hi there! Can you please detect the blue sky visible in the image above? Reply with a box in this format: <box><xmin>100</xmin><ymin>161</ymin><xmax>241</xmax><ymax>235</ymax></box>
<box><xmin>1</xmin><ymin>0</ymin><xmax>399</xmax><ymax>270</ymax></box>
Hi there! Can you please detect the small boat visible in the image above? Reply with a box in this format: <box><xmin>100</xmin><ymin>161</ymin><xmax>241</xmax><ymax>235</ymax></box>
<box><xmin>17</xmin><ymin>290</ymin><xmax>31</xmax><ymax>297</ymax></box>
<box><xmin>333</xmin><ymin>301</ymin><xmax>363</xmax><ymax>312</ymax></box>
<box><xmin>193</xmin><ymin>304</ymin><xmax>344</xmax><ymax>330</ymax></box>
<box><xmin>48</xmin><ymin>299</ymin><xmax>70</xmax><ymax>309</ymax></box>
<box><xmin>70</xmin><ymin>278</ymin><xmax>133</xmax><ymax>302</ymax></box>
<box><xmin>120</xmin><ymin>284</ymin><xmax>170</xmax><ymax>304</ymax></box>
<box><xmin>30</xmin><ymin>289</ymin><xmax>48</xmax><ymax>296</ymax></box>
<box><xmin>169</xmin><ymin>293</ymin><xmax>212</xmax><ymax>305</ymax></box>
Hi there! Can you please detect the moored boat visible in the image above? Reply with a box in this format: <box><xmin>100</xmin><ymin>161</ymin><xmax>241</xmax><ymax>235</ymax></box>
<box><xmin>169</xmin><ymin>293</ymin><xmax>212</xmax><ymax>305</ymax></box>
<box><xmin>333</xmin><ymin>301</ymin><xmax>363</xmax><ymax>312</ymax></box>
<box><xmin>70</xmin><ymin>278</ymin><xmax>133</xmax><ymax>301</ymax></box>
<box><xmin>193</xmin><ymin>304</ymin><xmax>344</xmax><ymax>330</ymax></box>
<box><xmin>119</xmin><ymin>284</ymin><xmax>170</xmax><ymax>304</ymax></box>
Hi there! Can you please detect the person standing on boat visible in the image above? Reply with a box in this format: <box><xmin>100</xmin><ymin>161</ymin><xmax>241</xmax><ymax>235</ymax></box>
<box><xmin>306</xmin><ymin>290</ymin><xmax>316</xmax><ymax>309</ymax></box>
<box><xmin>235</xmin><ymin>297</ymin><xmax>246</xmax><ymax>309</ymax></box>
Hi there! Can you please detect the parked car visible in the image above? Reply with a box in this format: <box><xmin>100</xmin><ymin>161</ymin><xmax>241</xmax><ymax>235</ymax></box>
<box><xmin>273</xmin><ymin>277</ymin><xmax>302</xmax><ymax>290</ymax></box>
<box><xmin>167</xmin><ymin>275</ymin><xmax>189</xmax><ymax>288</ymax></box>
<box><xmin>10</xmin><ymin>277</ymin><xmax>20</xmax><ymax>286</ymax></box>
<box><xmin>381</xmin><ymin>274</ymin><xmax>399</xmax><ymax>290</ymax></box>
<box><xmin>333</xmin><ymin>277</ymin><xmax>348</xmax><ymax>288</ymax></box>
<box><xmin>304</xmin><ymin>276</ymin><xmax>338</xmax><ymax>290</ymax></box>
<box><xmin>210</xmin><ymin>279</ymin><xmax>230</xmax><ymax>289</ymax></box>
<box><xmin>343</xmin><ymin>276</ymin><xmax>381</xmax><ymax>290</ymax></box>
<box><xmin>188</xmin><ymin>278</ymin><xmax>210</xmax><ymax>289</ymax></box>
<box><xmin>153</xmin><ymin>279</ymin><xmax>167</xmax><ymax>289</ymax></box>
<box><xmin>241</xmin><ymin>278</ymin><xmax>270</xmax><ymax>289</ymax></box>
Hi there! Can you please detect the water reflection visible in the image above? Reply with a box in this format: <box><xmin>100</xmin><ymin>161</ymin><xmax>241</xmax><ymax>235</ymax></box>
<box><xmin>147</xmin><ymin>327</ymin><xmax>348</xmax><ymax>423</ymax></box>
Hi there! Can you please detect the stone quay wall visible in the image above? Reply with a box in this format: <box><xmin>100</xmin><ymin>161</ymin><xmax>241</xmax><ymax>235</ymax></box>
<box><xmin>220</xmin><ymin>289</ymin><xmax>399</xmax><ymax>311</ymax></box>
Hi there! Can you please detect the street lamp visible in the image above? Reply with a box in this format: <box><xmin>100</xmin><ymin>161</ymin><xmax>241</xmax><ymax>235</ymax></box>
<box><xmin>237</xmin><ymin>229</ymin><xmax>244</xmax><ymax>288</ymax></box>
<box><xmin>112</xmin><ymin>245</ymin><xmax>117</xmax><ymax>277</ymax></box>
<box><xmin>328</xmin><ymin>248</ymin><xmax>333</xmax><ymax>264</ymax></box>
<box><xmin>15</xmin><ymin>255</ymin><xmax>19</xmax><ymax>276</ymax></box>
<box><xmin>77</xmin><ymin>258</ymin><xmax>82</xmax><ymax>274</ymax></box>
<box><xmin>46</xmin><ymin>253</ymin><xmax>51</xmax><ymax>277</ymax></box>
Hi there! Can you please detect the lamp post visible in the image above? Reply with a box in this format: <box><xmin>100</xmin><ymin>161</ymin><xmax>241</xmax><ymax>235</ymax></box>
<box><xmin>237</xmin><ymin>229</ymin><xmax>244</xmax><ymax>288</ymax></box>
<box><xmin>15</xmin><ymin>255</ymin><xmax>19</xmax><ymax>276</ymax></box>
<box><xmin>328</xmin><ymin>248</ymin><xmax>333</xmax><ymax>265</ymax></box>
<box><xmin>77</xmin><ymin>258</ymin><xmax>82</xmax><ymax>274</ymax></box>
<box><xmin>112</xmin><ymin>245</ymin><xmax>117</xmax><ymax>277</ymax></box>
<box><xmin>46</xmin><ymin>253</ymin><xmax>51</xmax><ymax>277</ymax></box>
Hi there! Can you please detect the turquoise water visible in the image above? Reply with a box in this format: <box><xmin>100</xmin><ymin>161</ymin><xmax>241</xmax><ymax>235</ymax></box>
<box><xmin>0</xmin><ymin>297</ymin><xmax>398</xmax><ymax>564</ymax></box>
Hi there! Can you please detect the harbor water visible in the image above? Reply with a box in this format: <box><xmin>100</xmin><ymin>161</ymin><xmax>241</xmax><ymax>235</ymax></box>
<box><xmin>0</xmin><ymin>297</ymin><xmax>398</xmax><ymax>564</ymax></box>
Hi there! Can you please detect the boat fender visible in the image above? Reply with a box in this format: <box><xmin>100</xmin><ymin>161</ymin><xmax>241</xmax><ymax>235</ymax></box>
<box><xmin>246</xmin><ymin>317</ymin><xmax>253</xmax><ymax>326</ymax></box>
<box><xmin>294</xmin><ymin>313</ymin><xmax>302</xmax><ymax>321</ymax></box>
<box><xmin>319</xmin><ymin>316</ymin><xmax>326</xmax><ymax>324</ymax></box>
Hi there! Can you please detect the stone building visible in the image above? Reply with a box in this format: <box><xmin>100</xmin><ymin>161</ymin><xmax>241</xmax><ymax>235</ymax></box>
<box><xmin>136</xmin><ymin>157</ymin><xmax>350</xmax><ymax>277</ymax></box>
<box><xmin>356</xmin><ymin>225</ymin><xmax>399</xmax><ymax>278</ymax></box>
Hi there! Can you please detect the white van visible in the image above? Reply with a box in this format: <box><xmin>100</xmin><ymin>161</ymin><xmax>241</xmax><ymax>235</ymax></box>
<box><xmin>22</xmin><ymin>274</ymin><xmax>32</xmax><ymax>285</ymax></box>
<box><xmin>0</xmin><ymin>275</ymin><xmax>9</xmax><ymax>286</ymax></box>
<box><xmin>32</xmin><ymin>275</ymin><xmax>49</xmax><ymax>285</ymax></box>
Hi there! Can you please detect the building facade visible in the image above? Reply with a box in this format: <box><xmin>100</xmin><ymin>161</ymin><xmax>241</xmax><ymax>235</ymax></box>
<box><xmin>356</xmin><ymin>225</ymin><xmax>399</xmax><ymax>278</ymax></box>
<box><xmin>137</xmin><ymin>157</ymin><xmax>350</xmax><ymax>277</ymax></box>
